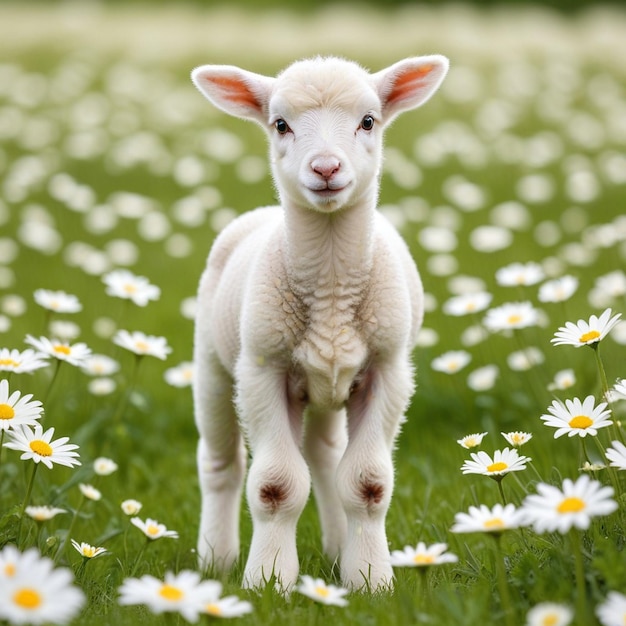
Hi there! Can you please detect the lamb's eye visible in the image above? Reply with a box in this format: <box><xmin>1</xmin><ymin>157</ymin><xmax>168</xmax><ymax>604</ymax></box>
<box><xmin>274</xmin><ymin>119</ymin><xmax>290</xmax><ymax>134</ymax></box>
<box><xmin>360</xmin><ymin>115</ymin><xmax>375</xmax><ymax>131</ymax></box>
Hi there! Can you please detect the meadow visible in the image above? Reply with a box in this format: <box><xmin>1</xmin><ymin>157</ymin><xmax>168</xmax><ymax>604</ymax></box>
<box><xmin>1</xmin><ymin>3</ymin><xmax>626</xmax><ymax>625</ymax></box>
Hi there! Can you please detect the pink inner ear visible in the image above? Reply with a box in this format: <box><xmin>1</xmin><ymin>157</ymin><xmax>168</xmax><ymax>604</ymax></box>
<box><xmin>387</xmin><ymin>65</ymin><xmax>434</xmax><ymax>104</ymax></box>
<box><xmin>205</xmin><ymin>75</ymin><xmax>260</xmax><ymax>108</ymax></box>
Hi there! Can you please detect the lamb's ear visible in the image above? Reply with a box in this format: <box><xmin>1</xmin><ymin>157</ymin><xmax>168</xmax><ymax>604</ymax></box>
<box><xmin>374</xmin><ymin>55</ymin><xmax>449</xmax><ymax>124</ymax></box>
<box><xmin>191</xmin><ymin>65</ymin><xmax>274</xmax><ymax>125</ymax></box>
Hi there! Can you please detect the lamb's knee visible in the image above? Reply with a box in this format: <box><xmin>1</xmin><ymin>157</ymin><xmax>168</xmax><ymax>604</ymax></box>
<box><xmin>338</xmin><ymin>466</ymin><xmax>392</xmax><ymax>518</ymax></box>
<box><xmin>248</xmin><ymin>463</ymin><xmax>310</xmax><ymax>519</ymax></box>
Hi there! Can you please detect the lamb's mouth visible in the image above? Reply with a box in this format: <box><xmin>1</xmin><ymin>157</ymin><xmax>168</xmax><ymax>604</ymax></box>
<box><xmin>308</xmin><ymin>182</ymin><xmax>351</xmax><ymax>197</ymax></box>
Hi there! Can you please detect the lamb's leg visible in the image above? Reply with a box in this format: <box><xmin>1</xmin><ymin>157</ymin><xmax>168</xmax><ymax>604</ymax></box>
<box><xmin>337</xmin><ymin>358</ymin><xmax>414</xmax><ymax>591</ymax></box>
<box><xmin>194</xmin><ymin>350</ymin><xmax>245</xmax><ymax>572</ymax></box>
<box><xmin>303</xmin><ymin>407</ymin><xmax>348</xmax><ymax>562</ymax></box>
<box><xmin>237</xmin><ymin>360</ymin><xmax>310</xmax><ymax>591</ymax></box>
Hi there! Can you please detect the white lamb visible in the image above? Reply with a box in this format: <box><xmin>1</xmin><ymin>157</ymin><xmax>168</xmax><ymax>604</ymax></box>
<box><xmin>191</xmin><ymin>55</ymin><xmax>448</xmax><ymax>591</ymax></box>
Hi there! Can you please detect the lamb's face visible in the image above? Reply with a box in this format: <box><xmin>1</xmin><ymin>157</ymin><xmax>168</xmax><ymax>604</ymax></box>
<box><xmin>268</xmin><ymin>62</ymin><xmax>384</xmax><ymax>213</ymax></box>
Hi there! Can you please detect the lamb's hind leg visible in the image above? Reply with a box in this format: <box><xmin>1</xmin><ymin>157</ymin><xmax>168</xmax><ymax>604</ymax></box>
<box><xmin>194</xmin><ymin>350</ymin><xmax>245</xmax><ymax>572</ymax></box>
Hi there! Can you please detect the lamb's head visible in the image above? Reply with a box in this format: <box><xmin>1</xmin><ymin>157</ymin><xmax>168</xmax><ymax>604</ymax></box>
<box><xmin>192</xmin><ymin>56</ymin><xmax>448</xmax><ymax>213</ymax></box>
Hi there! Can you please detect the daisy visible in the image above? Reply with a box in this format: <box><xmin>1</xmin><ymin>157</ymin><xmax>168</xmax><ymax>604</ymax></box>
<box><xmin>525</xmin><ymin>602</ymin><xmax>574</xmax><ymax>626</ymax></box>
<box><xmin>0</xmin><ymin>348</ymin><xmax>49</xmax><ymax>374</ymax></box>
<box><xmin>451</xmin><ymin>503</ymin><xmax>525</xmax><ymax>534</ymax></box>
<box><xmin>121</xmin><ymin>499</ymin><xmax>142</xmax><ymax>516</ymax></box>
<box><xmin>507</xmin><ymin>347</ymin><xmax>545</xmax><ymax>371</ymax></box>
<box><xmin>390</xmin><ymin>542</ymin><xmax>458</xmax><ymax>567</ymax></box>
<box><xmin>443</xmin><ymin>291</ymin><xmax>493</xmax><ymax>316</ymax></box>
<box><xmin>296</xmin><ymin>575</ymin><xmax>349</xmax><ymax>607</ymax></box>
<box><xmin>457</xmin><ymin>432</ymin><xmax>488</xmax><ymax>449</ymax></box>
<box><xmin>103</xmin><ymin>269</ymin><xmax>160</xmax><ymax>307</ymax></box>
<box><xmin>93</xmin><ymin>457</ymin><xmax>118</xmax><ymax>476</ymax></box>
<box><xmin>551</xmin><ymin>308</ymin><xmax>622</xmax><ymax>347</ymax></box>
<box><xmin>521</xmin><ymin>474</ymin><xmax>617</xmax><ymax>534</ymax></box>
<box><xmin>483</xmin><ymin>301</ymin><xmax>540</xmax><ymax>332</ymax></box>
<box><xmin>25</xmin><ymin>506</ymin><xmax>66</xmax><ymax>522</ymax></box>
<box><xmin>131</xmin><ymin>517</ymin><xmax>179</xmax><ymax>540</ymax></box>
<box><xmin>164</xmin><ymin>361</ymin><xmax>194</xmax><ymax>387</ymax></box>
<box><xmin>0</xmin><ymin>546</ymin><xmax>85</xmax><ymax>625</ymax></box>
<box><xmin>3</xmin><ymin>424</ymin><xmax>80</xmax><ymax>469</ymax></box>
<box><xmin>501</xmin><ymin>431</ymin><xmax>532</xmax><ymax>447</ymax></box>
<box><xmin>24</xmin><ymin>335</ymin><xmax>92</xmax><ymax>367</ymax></box>
<box><xmin>118</xmin><ymin>570</ymin><xmax>213</xmax><ymax>622</ymax></box>
<box><xmin>496</xmin><ymin>261</ymin><xmax>545</xmax><ymax>287</ymax></box>
<box><xmin>88</xmin><ymin>378</ymin><xmax>116</xmax><ymax>396</ymax></box>
<box><xmin>537</xmin><ymin>275</ymin><xmax>579</xmax><ymax>303</ymax></box>
<box><xmin>596</xmin><ymin>591</ymin><xmax>626</xmax><ymax>626</ymax></box>
<box><xmin>79</xmin><ymin>483</ymin><xmax>102</xmax><ymax>501</ymax></box>
<box><xmin>200</xmin><ymin>581</ymin><xmax>253</xmax><ymax>618</ymax></box>
<box><xmin>113</xmin><ymin>330</ymin><xmax>172</xmax><ymax>360</ymax></box>
<box><xmin>605</xmin><ymin>440</ymin><xmax>626</xmax><ymax>470</ymax></box>
<box><xmin>33</xmin><ymin>289</ymin><xmax>82</xmax><ymax>314</ymax></box>
<box><xmin>81</xmin><ymin>354</ymin><xmax>120</xmax><ymax>377</ymax></box>
<box><xmin>613</xmin><ymin>379</ymin><xmax>626</xmax><ymax>398</ymax></box>
<box><xmin>461</xmin><ymin>447</ymin><xmax>530</xmax><ymax>478</ymax></box>
<box><xmin>467</xmin><ymin>364</ymin><xmax>499</xmax><ymax>391</ymax></box>
<box><xmin>48</xmin><ymin>320</ymin><xmax>81</xmax><ymax>341</ymax></box>
<box><xmin>547</xmin><ymin>368</ymin><xmax>576</xmax><ymax>391</ymax></box>
<box><xmin>0</xmin><ymin>378</ymin><xmax>44</xmax><ymax>432</ymax></box>
<box><xmin>540</xmin><ymin>395</ymin><xmax>612</xmax><ymax>438</ymax></box>
<box><xmin>71</xmin><ymin>540</ymin><xmax>108</xmax><ymax>559</ymax></box>
<box><xmin>431</xmin><ymin>350</ymin><xmax>471</xmax><ymax>374</ymax></box>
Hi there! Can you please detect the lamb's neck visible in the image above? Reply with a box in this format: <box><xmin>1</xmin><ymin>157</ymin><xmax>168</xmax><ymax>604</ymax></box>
<box><xmin>283</xmin><ymin>200</ymin><xmax>375</xmax><ymax>294</ymax></box>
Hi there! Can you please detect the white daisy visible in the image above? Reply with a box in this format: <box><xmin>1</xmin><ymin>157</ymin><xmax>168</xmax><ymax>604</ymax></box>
<box><xmin>442</xmin><ymin>292</ymin><xmax>493</xmax><ymax>316</ymax></box>
<box><xmin>537</xmin><ymin>275</ymin><xmax>579</xmax><ymax>303</ymax></box>
<box><xmin>33</xmin><ymin>289</ymin><xmax>82</xmax><ymax>314</ymax></box>
<box><xmin>496</xmin><ymin>261</ymin><xmax>545</xmax><ymax>287</ymax></box>
<box><xmin>0</xmin><ymin>348</ymin><xmax>49</xmax><ymax>374</ymax></box>
<box><xmin>296</xmin><ymin>575</ymin><xmax>349</xmax><ymax>607</ymax></box>
<box><xmin>3</xmin><ymin>424</ymin><xmax>81</xmax><ymax>469</ymax></box>
<box><xmin>457</xmin><ymin>432</ymin><xmax>488</xmax><ymax>449</ymax></box>
<box><xmin>200</xmin><ymin>581</ymin><xmax>253</xmax><ymax>618</ymax></box>
<box><xmin>24</xmin><ymin>335</ymin><xmax>92</xmax><ymax>367</ymax></box>
<box><xmin>501</xmin><ymin>431</ymin><xmax>533</xmax><ymax>447</ymax></box>
<box><xmin>606</xmin><ymin>440</ymin><xmax>626</xmax><ymax>470</ymax></box>
<box><xmin>79</xmin><ymin>483</ymin><xmax>102</xmax><ymax>501</ymax></box>
<box><xmin>431</xmin><ymin>350</ymin><xmax>471</xmax><ymax>374</ymax></box>
<box><xmin>507</xmin><ymin>346</ymin><xmax>545</xmax><ymax>371</ymax></box>
<box><xmin>390</xmin><ymin>542</ymin><xmax>458</xmax><ymax>567</ymax></box>
<box><xmin>164</xmin><ymin>361</ymin><xmax>194</xmax><ymax>387</ymax></box>
<box><xmin>613</xmin><ymin>379</ymin><xmax>626</xmax><ymax>399</ymax></box>
<box><xmin>113</xmin><ymin>330</ymin><xmax>172</xmax><ymax>360</ymax></box>
<box><xmin>71</xmin><ymin>540</ymin><xmax>108</xmax><ymax>559</ymax></box>
<box><xmin>88</xmin><ymin>378</ymin><xmax>117</xmax><ymax>396</ymax></box>
<box><xmin>131</xmin><ymin>517</ymin><xmax>179</xmax><ymax>541</ymax></box>
<box><xmin>103</xmin><ymin>269</ymin><xmax>160</xmax><ymax>307</ymax></box>
<box><xmin>540</xmin><ymin>395</ymin><xmax>612</xmax><ymax>438</ymax></box>
<box><xmin>525</xmin><ymin>602</ymin><xmax>574</xmax><ymax>626</ymax></box>
<box><xmin>547</xmin><ymin>369</ymin><xmax>576</xmax><ymax>391</ymax></box>
<box><xmin>0</xmin><ymin>546</ymin><xmax>85</xmax><ymax>625</ymax></box>
<box><xmin>461</xmin><ymin>447</ymin><xmax>530</xmax><ymax>477</ymax></box>
<box><xmin>467</xmin><ymin>364</ymin><xmax>499</xmax><ymax>391</ymax></box>
<box><xmin>121</xmin><ymin>499</ymin><xmax>143</xmax><ymax>516</ymax></box>
<box><xmin>93</xmin><ymin>457</ymin><xmax>118</xmax><ymax>476</ymax></box>
<box><xmin>48</xmin><ymin>320</ymin><xmax>81</xmax><ymax>342</ymax></box>
<box><xmin>551</xmin><ymin>308</ymin><xmax>622</xmax><ymax>347</ymax></box>
<box><xmin>118</xmin><ymin>570</ymin><xmax>214</xmax><ymax>622</ymax></box>
<box><xmin>25</xmin><ymin>506</ymin><xmax>66</xmax><ymax>522</ymax></box>
<box><xmin>596</xmin><ymin>591</ymin><xmax>626</xmax><ymax>626</ymax></box>
<box><xmin>483</xmin><ymin>301</ymin><xmax>540</xmax><ymax>332</ymax></box>
<box><xmin>81</xmin><ymin>354</ymin><xmax>120</xmax><ymax>377</ymax></box>
<box><xmin>521</xmin><ymin>474</ymin><xmax>617</xmax><ymax>534</ymax></box>
<box><xmin>451</xmin><ymin>503</ymin><xmax>525</xmax><ymax>534</ymax></box>
<box><xmin>0</xmin><ymin>378</ymin><xmax>43</xmax><ymax>432</ymax></box>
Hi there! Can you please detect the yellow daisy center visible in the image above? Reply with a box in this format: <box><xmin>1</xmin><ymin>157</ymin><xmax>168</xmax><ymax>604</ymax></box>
<box><xmin>557</xmin><ymin>497</ymin><xmax>586</xmax><ymax>514</ymax></box>
<box><xmin>82</xmin><ymin>546</ymin><xmax>97</xmax><ymax>558</ymax></box>
<box><xmin>487</xmin><ymin>462</ymin><xmax>508</xmax><ymax>473</ymax></box>
<box><xmin>541</xmin><ymin>614</ymin><xmax>559</xmax><ymax>626</ymax></box>
<box><xmin>30</xmin><ymin>440</ymin><xmax>53</xmax><ymax>456</ymax></box>
<box><xmin>206</xmin><ymin>603</ymin><xmax>222</xmax><ymax>616</ymax></box>
<box><xmin>413</xmin><ymin>554</ymin><xmax>435</xmax><ymax>565</ymax></box>
<box><xmin>0</xmin><ymin>358</ymin><xmax>19</xmax><ymax>367</ymax></box>
<box><xmin>315</xmin><ymin>586</ymin><xmax>330</xmax><ymax>598</ymax></box>
<box><xmin>507</xmin><ymin>314</ymin><xmax>522</xmax><ymax>325</ymax></box>
<box><xmin>0</xmin><ymin>403</ymin><xmax>15</xmax><ymax>420</ymax></box>
<box><xmin>159</xmin><ymin>584</ymin><xmax>183</xmax><ymax>602</ymax></box>
<box><xmin>484</xmin><ymin>517</ymin><xmax>505</xmax><ymax>530</ymax></box>
<box><xmin>465</xmin><ymin>302</ymin><xmax>476</xmax><ymax>312</ymax></box>
<box><xmin>13</xmin><ymin>588</ymin><xmax>42</xmax><ymax>609</ymax></box>
<box><xmin>146</xmin><ymin>524</ymin><xmax>161</xmax><ymax>537</ymax></box>
<box><xmin>134</xmin><ymin>341</ymin><xmax>149</xmax><ymax>352</ymax></box>
<box><xmin>53</xmin><ymin>345</ymin><xmax>71</xmax><ymax>356</ymax></box>
<box><xmin>510</xmin><ymin>434</ymin><xmax>524</xmax><ymax>444</ymax></box>
<box><xmin>123</xmin><ymin>284</ymin><xmax>137</xmax><ymax>294</ymax></box>
<box><xmin>579</xmin><ymin>330</ymin><xmax>600</xmax><ymax>343</ymax></box>
<box><xmin>5</xmin><ymin>563</ymin><xmax>16</xmax><ymax>576</ymax></box>
<box><xmin>569</xmin><ymin>415</ymin><xmax>593</xmax><ymax>429</ymax></box>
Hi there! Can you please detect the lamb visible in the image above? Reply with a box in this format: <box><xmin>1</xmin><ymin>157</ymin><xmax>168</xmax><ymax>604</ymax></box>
<box><xmin>190</xmin><ymin>55</ymin><xmax>448</xmax><ymax>592</ymax></box>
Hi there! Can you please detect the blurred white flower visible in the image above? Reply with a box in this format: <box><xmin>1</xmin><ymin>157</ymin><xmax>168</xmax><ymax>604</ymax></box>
<box><xmin>525</xmin><ymin>602</ymin><xmax>573</xmax><ymax>626</ymax></box>
<box><xmin>548</xmin><ymin>369</ymin><xmax>576</xmax><ymax>391</ymax></box>
<box><xmin>164</xmin><ymin>361</ymin><xmax>194</xmax><ymax>387</ymax></box>
<box><xmin>538</xmin><ymin>275</ymin><xmax>579</xmax><ymax>303</ymax></box>
<box><xmin>496</xmin><ymin>262</ymin><xmax>545</xmax><ymax>287</ymax></box>
<box><xmin>24</xmin><ymin>335</ymin><xmax>91</xmax><ymax>367</ymax></box>
<box><xmin>121</xmin><ymin>499</ymin><xmax>143</xmax><ymax>516</ymax></box>
<box><xmin>484</xmin><ymin>301</ymin><xmax>540</xmax><ymax>332</ymax></box>
<box><xmin>296</xmin><ymin>575</ymin><xmax>349</xmax><ymax>607</ymax></box>
<box><xmin>94</xmin><ymin>457</ymin><xmax>118</xmax><ymax>476</ymax></box>
<box><xmin>467</xmin><ymin>364</ymin><xmax>499</xmax><ymax>391</ymax></box>
<box><xmin>596</xmin><ymin>591</ymin><xmax>626</xmax><ymax>626</ymax></box>
<box><xmin>113</xmin><ymin>330</ymin><xmax>171</xmax><ymax>360</ymax></box>
<box><xmin>103</xmin><ymin>269</ymin><xmax>160</xmax><ymax>307</ymax></box>
<box><xmin>451</xmin><ymin>503</ymin><xmax>525</xmax><ymax>534</ymax></box>
<box><xmin>431</xmin><ymin>350</ymin><xmax>471</xmax><ymax>374</ymax></box>
<box><xmin>390</xmin><ymin>542</ymin><xmax>458</xmax><ymax>567</ymax></box>
<box><xmin>33</xmin><ymin>289</ymin><xmax>82</xmax><ymax>313</ymax></box>
<box><xmin>443</xmin><ymin>292</ymin><xmax>492</xmax><ymax>316</ymax></box>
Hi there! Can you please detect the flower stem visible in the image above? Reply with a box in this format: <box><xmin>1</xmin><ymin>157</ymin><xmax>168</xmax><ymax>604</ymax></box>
<box><xmin>42</xmin><ymin>358</ymin><xmax>63</xmax><ymax>410</ymax></box>
<box><xmin>55</xmin><ymin>495</ymin><xmax>85</xmax><ymax>563</ymax></box>
<box><xmin>129</xmin><ymin>538</ymin><xmax>150</xmax><ymax>577</ymax></box>
<box><xmin>494</xmin><ymin>476</ymin><xmax>508</xmax><ymax>505</ymax></box>
<box><xmin>569</xmin><ymin>529</ymin><xmax>588</xmax><ymax>626</ymax></box>
<box><xmin>17</xmin><ymin>462</ymin><xmax>40</xmax><ymax>547</ymax></box>
<box><xmin>492</xmin><ymin>535</ymin><xmax>515</xmax><ymax>626</ymax></box>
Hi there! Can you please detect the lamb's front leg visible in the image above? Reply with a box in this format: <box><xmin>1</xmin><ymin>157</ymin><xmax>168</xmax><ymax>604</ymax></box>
<box><xmin>237</xmin><ymin>358</ymin><xmax>310</xmax><ymax>591</ymax></box>
<box><xmin>337</xmin><ymin>358</ymin><xmax>414</xmax><ymax>591</ymax></box>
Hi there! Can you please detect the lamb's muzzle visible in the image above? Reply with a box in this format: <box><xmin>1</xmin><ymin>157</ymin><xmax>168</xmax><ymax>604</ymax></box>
<box><xmin>191</xmin><ymin>54</ymin><xmax>448</xmax><ymax>592</ymax></box>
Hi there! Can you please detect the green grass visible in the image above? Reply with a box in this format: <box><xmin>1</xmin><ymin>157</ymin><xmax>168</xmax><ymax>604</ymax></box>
<box><xmin>1</xmin><ymin>3</ymin><xmax>626</xmax><ymax>625</ymax></box>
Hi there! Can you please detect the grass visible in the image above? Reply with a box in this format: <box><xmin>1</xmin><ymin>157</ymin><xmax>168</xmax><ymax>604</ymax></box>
<box><xmin>1</xmin><ymin>2</ymin><xmax>626</xmax><ymax>625</ymax></box>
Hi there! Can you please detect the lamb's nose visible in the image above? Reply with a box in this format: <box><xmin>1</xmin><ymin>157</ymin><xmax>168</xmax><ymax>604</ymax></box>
<box><xmin>311</xmin><ymin>157</ymin><xmax>341</xmax><ymax>180</ymax></box>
